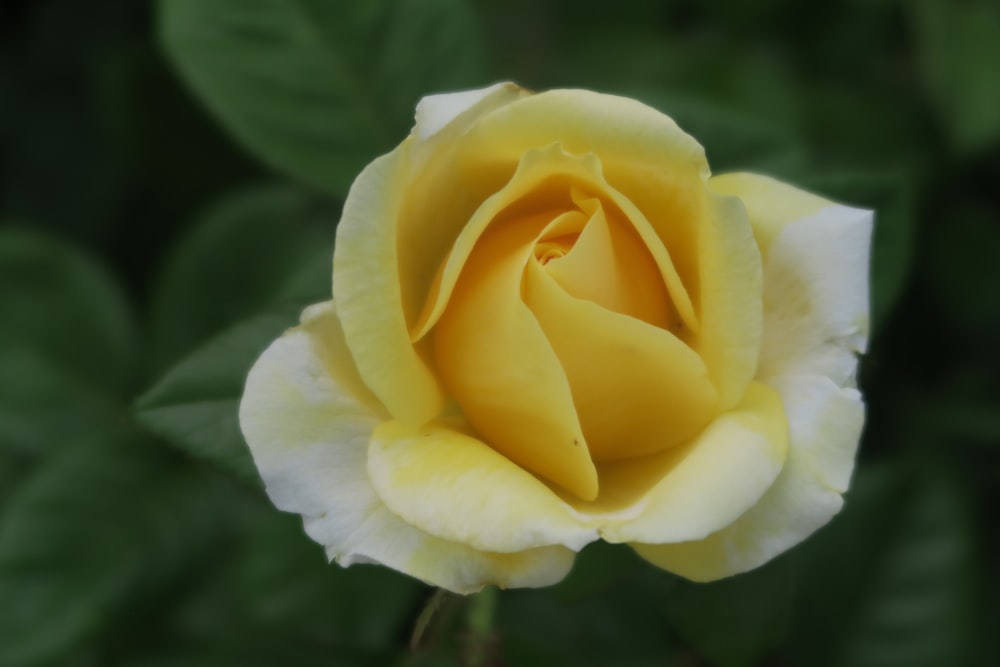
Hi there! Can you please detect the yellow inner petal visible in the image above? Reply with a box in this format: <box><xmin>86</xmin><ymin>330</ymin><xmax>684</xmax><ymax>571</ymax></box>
<box><xmin>434</xmin><ymin>207</ymin><xmax>599</xmax><ymax>501</ymax></box>
<box><xmin>593</xmin><ymin>381</ymin><xmax>788</xmax><ymax>543</ymax></box>
<box><xmin>412</xmin><ymin>144</ymin><xmax>700</xmax><ymax>343</ymax></box>
<box><xmin>544</xmin><ymin>194</ymin><xmax>673</xmax><ymax>329</ymax></box>
<box><xmin>428</xmin><ymin>144</ymin><xmax>761</xmax><ymax>501</ymax></box>
<box><xmin>524</xmin><ymin>255</ymin><xmax>717</xmax><ymax>461</ymax></box>
<box><xmin>598</xmin><ymin>159</ymin><xmax>765</xmax><ymax>412</ymax></box>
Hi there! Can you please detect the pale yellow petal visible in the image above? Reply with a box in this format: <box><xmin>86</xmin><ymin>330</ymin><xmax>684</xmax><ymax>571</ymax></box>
<box><xmin>709</xmin><ymin>172</ymin><xmax>872</xmax><ymax>386</ymax></box>
<box><xmin>368</xmin><ymin>420</ymin><xmax>597</xmax><ymax>553</ymax></box>
<box><xmin>334</xmin><ymin>84</ymin><xmax>528</xmax><ymax>426</ymax></box>
<box><xmin>591</xmin><ymin>382</ymin><xmax>788</xmax><ymax>544</ymax></box>
<box><xmin>333</xmin><ymin>146</ymin><xmax>447</xmax><ymax>425</ymax></box>
<box><xmin>523</xmin><ymin>259</ymin><xmax>716</xmax><ymax>461</ymax></box>
<box><xmin>709</xmin><ymin>172</ymin><xmax>830</xmax><ymax>256</ymax></box>
<box><xmin>461</xmin><ymin>88</ymin><xmax>708</xmax><ymax>180</ymax></box>
<box><xmin>240</xmin><ymin>301</ymin><xmax>574</xmax><ymax>593</ymax></box>
<box><xmin>396</xmin><ymin>88</ymin><xmax>531</xmax><ymax>346</ymax></box>
<box><xmin>434</xmin><ymin>209</ymin><xmax>599</xmax><ymax>500</ymax></box>
<box><xmin>632</xmin><ymin>374</ymin><xmax>863</xmax><ymax>581</ymax></box>
<box><xmin>688</xmin><ymin>192</ymin><xmax>764</xmax><ymax>410</ymax></box>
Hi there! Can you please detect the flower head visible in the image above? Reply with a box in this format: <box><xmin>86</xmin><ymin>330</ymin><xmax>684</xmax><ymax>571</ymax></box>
<box><xmin>240</xmin><ymin>83</ymin><xmax>871</xmax><ymax>593</ymax></box>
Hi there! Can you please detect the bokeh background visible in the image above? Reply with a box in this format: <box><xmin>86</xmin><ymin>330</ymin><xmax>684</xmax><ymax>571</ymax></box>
<box><xmin>2</xmin><ymin>0</ymin><xmax>998</xmax><ymax>665</ymax></box>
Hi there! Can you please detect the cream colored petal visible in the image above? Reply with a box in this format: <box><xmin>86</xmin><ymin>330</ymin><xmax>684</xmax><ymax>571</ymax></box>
<box><xmin>414</xmin><ymin>82</ymin><xmax>526</xmax><ymax>141</ymax></box>
<box><xmin>523</xmin><ymin>259</ymin><xmax>717</xmax><ymax>461</ymax></box>
<box><xmin>434</xmin><ymin>209</ymin><xmax>599</xmax><ymax>500</ymax></box>
<box><xmin>298</xmin><ymin>440</ymin><xmax>576</xmax><ymax>594</ymax></box>
<box><xmin>757</xmin><ymin>203</ymin><xmax>873</xmax><ymax>386</ymax></box>
<box><xmin>709</xmin><ymin>172</ymin><xmax>872</xmax><ymax>387</ymax></box>
<box><xmin>239</xmin><ymin>301</ymin><xmax>574</xmax><ymax>593</ymax></box>
<box><xmin>368</xmin><ymin>420</ymin><xmax>597</xmax><ymax>553</ymax></box>
<box><xmin>632</xmin><ymin>373</ymin><xmax>864</xmax><ymax>582</ymax></box>
<box><xmin>593</xmin><ymin>382</ymin><xmax>788</xmax><ymax>544</ymax></box>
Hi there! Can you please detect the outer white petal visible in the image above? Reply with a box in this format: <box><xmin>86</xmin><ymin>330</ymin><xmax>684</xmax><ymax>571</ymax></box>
<box><xmin>632</xmin><ymin>373</ymin><xmax>864</xmax><ymax>581</ymax></box>
<box><xmin>414</xmin><ymin>82</ymin><xmax>525</xmax><ymax>140</ymax></box>
<box><xmin>239</xmin><ymin>302</ymin><xmax>575</xmax><ymax>593</ymax></box>
<box><xmin>758</xmin><ymin>204</ymin><xmax>873</xmax><ymax>386</ymax></box>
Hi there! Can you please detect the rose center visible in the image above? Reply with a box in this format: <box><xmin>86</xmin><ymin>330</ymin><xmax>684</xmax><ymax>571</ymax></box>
<box><xmin>534</xmin><ymin>235</ymin><xmax>576</xmax><ymax>265</ymax></box>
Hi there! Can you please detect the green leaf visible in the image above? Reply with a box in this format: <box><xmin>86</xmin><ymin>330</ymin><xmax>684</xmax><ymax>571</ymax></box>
<box><xmin>659</xmin><ymin>556</ymin><xmax>793</xmax><ymax>667</ymax></box>
<box><xmin>792</xmin><ymin>463</ymin><xmax>977</xmax><ymax>667</ymax></box>
<box><xmin>136</xmin><ymin>310</ymin><xmax>300</xmax><ymax>486</ymax></box>
<box><xmin>0</xmin><ymin>348</ymin><xmax>121</xmax><ymax>461</ymax></box>
<box><xmin>908</xmin><ymin>369</ymin><xmax>1000</xmax><ymax>447</ymax></box>
<box><xmin>500</xmin><ymin>554</ymin><xmax>680</xmax><ymax>667</ymax></box>
<box><xmin>230</xmin><ymin>511</ymin><xmax>426</xmax><ymax>655</ymax></box>
<box><xmin>149</xmin><ymin>184</ymin><xmax>335</xmax><ymax>368</ymax></box>
<box><xmin>913</xmin><ymin>0</ymin><xmax>1000</xmax><ymax>154</ymax></box>
<box><xmin>121</xmin><ymin>504</ymin><xmax>424</xmax><ymax>666</ymax></box>
<box><xmin>549</xmin><ymin>540</ymin><xmax>645</xmax><ymax>600</ymax></box>
<box><xmin>0</xmin><ymin>430</ymin><xmax>230</xmax><ymax>667</ymax></box>
<box><xmin>923</xmin><ymin>203</ymin><xmax>1000</xmax><ymax>333</ymax></box>
<box><xmin>159</xmin><ymin>0</ymin><xmax>487</xmax><ymax>196</ymax></box>
<box><xmin>0</xmin><ymin>227</ymin><xmax>136</xmax><ymax>392</ymax></box>
<box><xmin>639</xmin><ymin>89</ymin><xmax>806</xmax><ymax>174</ymax></box>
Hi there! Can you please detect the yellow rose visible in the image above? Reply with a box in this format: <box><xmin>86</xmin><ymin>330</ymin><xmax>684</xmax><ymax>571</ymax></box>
<box><xmin>239</xmin><ymin>83</ymin><xmax>872</xmax><ymax>593</ymax></box>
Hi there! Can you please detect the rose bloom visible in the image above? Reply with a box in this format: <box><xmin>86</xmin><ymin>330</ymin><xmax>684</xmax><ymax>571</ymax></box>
<box><xmin>240</xmin><ymin>83</ymin><xmax>871</xmax><ymax>593</ymax></box>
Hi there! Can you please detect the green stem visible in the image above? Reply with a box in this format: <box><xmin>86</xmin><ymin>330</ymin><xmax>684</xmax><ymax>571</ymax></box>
<box><xmin>410</xmin><ymin>588</ymin><xmax>449</xmax><ymax>651</ymax></box>
<box><xmin>464</xmin><ymin>586</ymin><xmax>499</xmax><ymax>667</ymax></box>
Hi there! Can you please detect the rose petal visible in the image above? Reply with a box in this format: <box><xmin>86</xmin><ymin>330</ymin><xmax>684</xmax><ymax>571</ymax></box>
<box><xmin>413</xmin><ymin>82</ymin><xmax>525</xmax><ymax>141</ymax></box>
<box><xmin>599</xmin><ymin>173</ymin><xmax>763</xmax><ymax>412</ymax></box>
<box><xmin>709</xmin><ymin>172</ymin><xmax>873</xmax><ymax>387</ymax></box>
<box><xmin>758</xmin><ymin>206</ymin><xmax>872</xmax><ymax>386</ymax></box>
<box><xmin>544</xmin><ymin>195</ymin><xmax>673</xmax><ymax>328</ymax></box>
<box><xmin>239</xmin><ymin>301</ymin><xmax>574</xmax><ymax>593</ymax></box>
<box><xmin>631</xmin><ymin>374</ymin><xmax>864</xmax><ymax>581</ymax></box>
<box><xmin>333</xmin><ymin>148</ymin><xmax>446</xmax><ymax>425</ymax></box>
<box><xmin>689</xmin><ymin>192</ymin><xmax>765</xmax><ymax>409</ymax></box>
<box><xmin>411</xmin><ymin>144</ymin><xmax>595</xmax><ymax>341</ymax></box>
<box><xmin>458</xmin><ymin>89</ymin><xmax>713</xmax><ymax>332</ymax></box>
<box><xmin>523</xmin><ymin>259</ymin><xmax>717</xmax><ymax>461</ymax></box>
<box><xmin>334</xmin><ymin>84</ymin><xmax>525</xmax><ymax>426</ymax></box>
<box><xmin>461</xmin><ymin>88</ymin><xmax>709</xmax><ymax>180</ymax></box>
<box><xmin>710</xmin><ymin>172</ymin><xmax>831</xmax><ymax>255</ymax></box>
<box><xmin>590</xmin><ymin>382</ymin><xmax>788</xmax><ymax>544</ymax></box>
<box><xmin>414</xmin><ymin>144</ymin><xmax>697</xmax><ymax>340</ymax></box>
<box><xmin>367</xmin><ymin>420</ymin><xmax>597</xmax><ymax>553</ymax></box>
<box><xmin>434</xmin><ymin>209</ymin><xmax>600</xmax><ymax>500</ymax></box>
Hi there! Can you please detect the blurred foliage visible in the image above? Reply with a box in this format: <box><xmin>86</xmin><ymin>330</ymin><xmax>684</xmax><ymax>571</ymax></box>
<box><xmin>1</xmin><ymin>0</ymin><xmax>998</xmax><ymax>665</ymax></box>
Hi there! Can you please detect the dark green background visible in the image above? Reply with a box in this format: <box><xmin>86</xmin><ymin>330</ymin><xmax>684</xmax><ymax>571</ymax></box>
<box><xmin>1</xmin><ymin>0</ymin><xmax>998</xmax><ymax>665</ymax></box>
